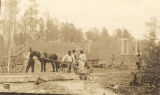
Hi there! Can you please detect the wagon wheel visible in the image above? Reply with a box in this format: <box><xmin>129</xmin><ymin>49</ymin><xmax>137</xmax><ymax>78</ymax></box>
<box><xmin>1</xmin><ymin>62</ymin><xmax>8</xmax><ymax>73</ymax></box>
<box><xmin>14</xmin><ymin>61</ymin><xmax>25</xmax><ymax>73</ymax></box>
<box><xmin>15</xmin><ymin>64</ymin><xmax>24</xmax><ymax>73</ymax></box>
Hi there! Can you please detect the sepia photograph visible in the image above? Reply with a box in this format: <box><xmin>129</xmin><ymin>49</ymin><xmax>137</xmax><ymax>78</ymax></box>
<box><xmin>0</xmin><ymin>0</ymin><xmax>160</xmax><ymax>95</ymax></box>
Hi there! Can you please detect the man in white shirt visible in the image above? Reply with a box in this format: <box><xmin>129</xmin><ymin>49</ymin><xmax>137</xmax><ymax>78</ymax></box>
<box><xmin>26</xmin><ymin>49</ymin><xmax>31</xmax><ymax>59</ymax></box>
<box><xmin>62</xmin><ymin>51</ymin><xmax>75</xmax><ymax>73</ymax></box>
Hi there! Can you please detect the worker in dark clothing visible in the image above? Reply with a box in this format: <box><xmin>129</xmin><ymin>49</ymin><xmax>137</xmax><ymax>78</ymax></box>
<box><xmin>25</xmin><ymin>47</ymin><xmax>35</xmax><ymax>73</ymax></box>
<box><xmin>136</xmin><ymin>54</ymin><xmax>142</xmax><ymax>70</ymax></box>
<box><xmin>72</xmin><ymin>50</ymin><xmax>78</xmax><ymax>73</ymax></box>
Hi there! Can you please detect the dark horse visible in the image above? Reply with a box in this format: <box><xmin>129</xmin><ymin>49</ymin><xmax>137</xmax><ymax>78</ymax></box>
<box><xmin>27</xmin><ymin>50</ymin><xmax>59</xmax><ymax>72</ymax></box>
<box><xmin>40</xmin><ymin>52</ymin><xmax>60</xmax><ymax>72</ymax></box>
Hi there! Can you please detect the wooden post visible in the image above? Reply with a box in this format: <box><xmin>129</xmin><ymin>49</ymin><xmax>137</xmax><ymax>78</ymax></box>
<box><xmin>8</xmin><ymin>25</ymin><xmax>14</xmax><ymax>74</ymax></box>
<box><xmin>8</xmin><ymin>23</ymin><xmax>14</xmax><ymax>74</ymax></box>
<box><xmin>135</xmin><ymin>40</ymin><xmax>138</xmax><ymax>55</ymax></box>
<box><xmin>140</xmin><ymin>40</ymin><xmax>142</xmax><ymax>55</ymax></box>
<box><xmin>7</xmin><ymin>44</ymin><xmax>11</xmax><ymax>74</ymax></box>
<box><xmin>127</xmin><ymin>40</ymin><xmax>129</xmax><ymax>55</ymax></box>
<box><xmin>0</xmin><ymin>0</ymin><xmax>1</xmax><ymax>15</ymax></box>
<box><xmin>121</xmin><ymin>39</ymin><xmax>124</xmax><ymax>55</ymax></box>
<box><xmin>7</xmin><ymin>1</ymin><xmax>15</xmax><ymax>74</ymax></box>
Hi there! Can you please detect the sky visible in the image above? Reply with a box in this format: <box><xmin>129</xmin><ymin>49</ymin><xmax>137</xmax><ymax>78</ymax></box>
<box><xmin>8</xmin><ymin>0</ymin><xmax>160</xmax><ymax>39</ymax></box>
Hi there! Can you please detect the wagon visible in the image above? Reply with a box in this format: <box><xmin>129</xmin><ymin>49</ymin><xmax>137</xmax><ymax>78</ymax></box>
<box><xmin>0</xmin><ymin>56</ymin><xmax>24</xmax><ymax>73</ymax></box>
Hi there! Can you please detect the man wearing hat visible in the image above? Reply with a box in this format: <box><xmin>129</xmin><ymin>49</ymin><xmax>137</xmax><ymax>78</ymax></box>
<box><xmin>25</xmin><ymin>47</ymin><xmax>35</xmax><ymax>73</ymax></box>
<box><xmin>62</xmin><ymin>51</ymin><xmax>75</xmax><ymax>73</ymax></box>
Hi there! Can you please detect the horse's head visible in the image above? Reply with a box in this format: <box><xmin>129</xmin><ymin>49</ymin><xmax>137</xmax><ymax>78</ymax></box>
<box><xmin>43</xmin><ymin>52</ymin><xmax>48</xmax><ymax>58</ymax></box>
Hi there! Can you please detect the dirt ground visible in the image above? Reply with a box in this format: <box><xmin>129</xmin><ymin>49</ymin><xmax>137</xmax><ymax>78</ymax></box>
<box><xmin>0</xmin><ymin>60</ymin><xmax>142</xmax><ymax>95</ymax></box>
<box><xmin>0</xmin><ymin>66</ymin><xmax>135</xmax><ymax>95</ymax></box>
<box><xmin>90</xmin><ymin>67</ymin><xmax>135</xmax><ymax>95</ymax></box>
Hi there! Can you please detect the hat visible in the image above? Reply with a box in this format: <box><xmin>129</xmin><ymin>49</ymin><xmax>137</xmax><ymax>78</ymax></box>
<box><xmin>80</xmin><ymin>50</ymin><xmax>83</xmax><ymax>53</ymax></box>
<box><xmin>68</xmin><ymin>51</ymin><xmax>71</xmax><ymax>53</ymax></box>
<box><xmin>72</xmin><ymin>49</ymin><xmax>76</xmax><ymax>53</ymax></box>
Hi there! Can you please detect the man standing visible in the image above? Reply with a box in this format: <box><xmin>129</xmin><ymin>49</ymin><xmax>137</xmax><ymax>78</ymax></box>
<box><xmin>72</xmin><ymin>50</ymin><xmax>77</xmax><ymax>61</ymax></box>
<box><xmin>136</xmin><ymin>54</ymin><xmax>142</xmax><ymax>70</ymax></box>
<box><xmin>25</xmin><ymin>47</ymin><xmax>35</xmax><ymax>73</ymax></box>
<box><xmin>72</xmin><ymin>50</ymin><xmax>78</xmax><ymax>73</ymax></box>
<box><xmin>78</xmin><ymin>50</ymin><xmax>87</xmax><ymax>70</ymax></box>
<box><xmin>62</xmin><ymin>51</ymin><xmax>75</xmax><ymax>73</ymax></box>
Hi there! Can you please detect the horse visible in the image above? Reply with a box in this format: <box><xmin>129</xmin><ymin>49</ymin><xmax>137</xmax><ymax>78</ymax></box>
<box><xmin>40</xmin><ymin>52</ymin><xmax>60</xmax><ymax>72</ymax></box>
<box><xmin>40</xmin><ymin>52</ymin><xmax>48</xmax><ymax>72</ymax></box>
<box><xmin>26</xmin><ymin>50</ymin><xmax>60</xmax><ymax>72</ymax></box>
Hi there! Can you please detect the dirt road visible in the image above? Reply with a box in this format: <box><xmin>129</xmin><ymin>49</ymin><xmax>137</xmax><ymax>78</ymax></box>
<box><xmin>0</xmin><ymin>67</ymin><xmax>132</xmax><ymax>95</ymax></box>
<box><xmin>0</xmin><ymin>80</ymin><xmax>118</xmax><ymax>95</ymax></box>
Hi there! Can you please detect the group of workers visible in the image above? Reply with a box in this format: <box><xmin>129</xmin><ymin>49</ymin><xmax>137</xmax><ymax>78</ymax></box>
<box><xmin>25</xmin><ymin>47</ymin><xmax>87</xmax><ymax>73</ymax></box>
<box><xmin>61</xmin><ymin>50</ymin><xmax>87</xmax><ymax>73</ymax></box>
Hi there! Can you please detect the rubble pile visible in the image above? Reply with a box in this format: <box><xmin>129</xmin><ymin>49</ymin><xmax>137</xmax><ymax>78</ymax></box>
<box><xmin>118</xmin><ymin>64</ymin><xmax>160</xmax><ymax>95</ymax></box>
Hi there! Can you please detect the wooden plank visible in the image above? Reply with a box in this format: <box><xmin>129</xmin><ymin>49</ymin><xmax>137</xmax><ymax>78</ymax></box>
<box><xmin>0</xmin><ymin>73</ymin><xmax>78</xmax><ymax>83</ymax></box>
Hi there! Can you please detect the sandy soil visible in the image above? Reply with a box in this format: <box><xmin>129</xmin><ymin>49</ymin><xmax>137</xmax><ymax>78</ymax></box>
<box><xmin>0</xmin><ymin>64</ymin><xmax>136</xmax><ymax>95</ymax></box>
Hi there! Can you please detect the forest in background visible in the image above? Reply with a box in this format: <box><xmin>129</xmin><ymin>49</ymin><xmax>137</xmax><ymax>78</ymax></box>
<box><xmin>0</xmin><ymin>0</ymin><xmax>159</xmax><ymax>58</ymax></box>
